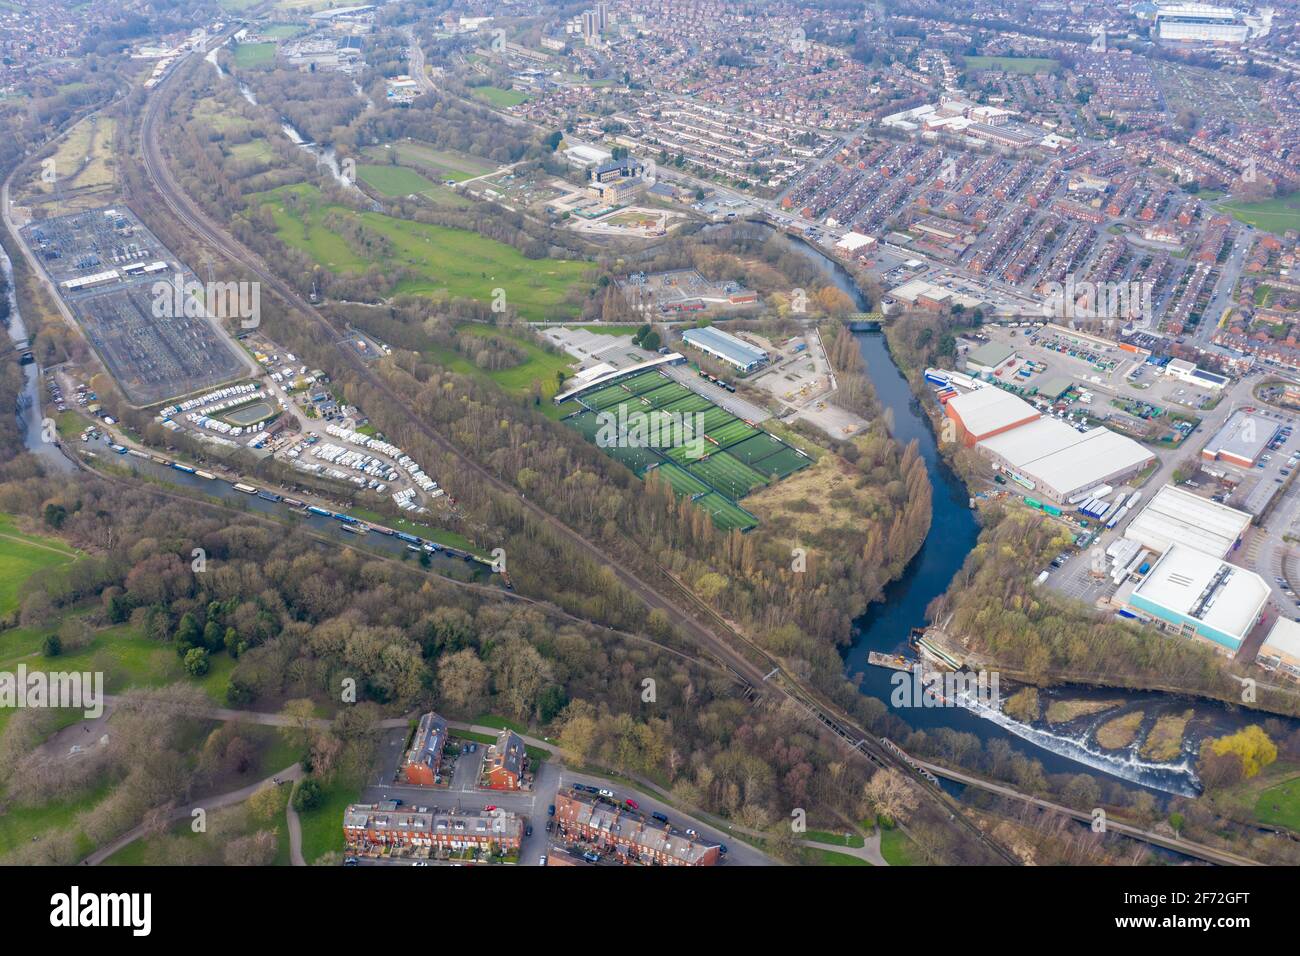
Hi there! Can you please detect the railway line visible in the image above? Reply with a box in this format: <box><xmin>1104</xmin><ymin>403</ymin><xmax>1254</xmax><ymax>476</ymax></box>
<box><xmin>138</xmin><ymin>45</ymin><xmax>1019</xmax><ymax>863</ymax></box>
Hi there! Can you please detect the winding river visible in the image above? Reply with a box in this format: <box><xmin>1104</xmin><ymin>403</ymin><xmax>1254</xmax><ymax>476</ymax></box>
<box><xmin>763</xmin><ymin>223</ymin><xmax>1285</xmax><ymax>797</ymax></box>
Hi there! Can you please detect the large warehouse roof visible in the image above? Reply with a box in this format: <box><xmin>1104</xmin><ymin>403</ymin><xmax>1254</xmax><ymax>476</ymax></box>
<box><xmin>978</xmin><ymin>417</ymin><xmax>1084</xmax><ymax>469</ymax></box>
<box><xmin>1014</xmin><ymin>427</ymin><xmax>1153</xmax><ymax>499</ymax></box>
<box><xmin>946</xmin><ymin>387</ymin><xmax>1039</xmax><ymax>437</ymax></box>
<box><xmin>680</xmin><ymin>327</ymin><xmax>767</xmax><ymax>369</ymax></box>
<box><xmin>1123</xmin><ymin>485</ymin><xmax>1251</xmax><ymax>559</ymax></box>
<box><xmin>1131</xmin><ymin>544</ymin><xmax>1268</xmax><ymax>648</ymax></box>
<box><xmin>978</xmin><ymin>420</ymin><xmax>1152</xmax><ymax>498</ymax></box>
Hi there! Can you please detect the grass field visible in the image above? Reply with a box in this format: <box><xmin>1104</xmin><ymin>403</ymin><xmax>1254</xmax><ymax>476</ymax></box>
<box><xmin>879</xmin><ymin>827</ymin><xmax>920</xmax><ymax>865</ymax></box>
<box><xmin>0</xmin><ymin>617</ymin><xmax>236</xmax><ymax>717</ymax></box>
<box><xmin>1255</xmin><ymin>774</ymin><xmax>1300</xmax><ymax>831</ymax></box>
<box><xmin>0</xmin><ymin>514</ymin><xmax>77</xmax><ymax>616</ymax></box>
<box><xmin>232</xmin><ymin>42</ymin><xmax>276</xmax><ymax>68</ymax></box>
<box><xmin>22</xmin><ymin>116</ymin><xmax>116</xmax><ymax>208</ymax></box>
<box><xmin>1216</xmin><ymin>191</ymin><xmax>1300</xmax><ymax>235</ymax></box>
<box><xmin>801</xmin><ymin>845</ymin><xmax>871</xmax><ymax>866</ymax></box>
<box><xmin>427</xmin><ymin>324</ymin><xmax>577</xmax><ymax>406</ymax></box>
<box><xmin>366</xmin><ymin>142</ymin><xmax>495</xmax><ymax>182</ymax></box>
<box><xmin>963</xmin><ymin>55</ymin><xmax>1059</xmax><ymax>74</ymax></box>
<box><xmin>255</xmin><ymin>184</ymin><xmax>588</xmax><ymax>320</ymax></box>
<box><xmin>470</xmin><ymin>86</ymin><xmax>529</xmax><ymax>108</ymax></box>
<box><xmin>356</xmin><ymin>164</ymin><xmax>472</xmax><ymax>209</ymax></box>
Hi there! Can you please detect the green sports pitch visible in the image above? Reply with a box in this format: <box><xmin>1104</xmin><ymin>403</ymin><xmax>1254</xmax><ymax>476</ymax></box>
<box><xmin>558</xmin><ymin>369</ymin><xmax>808</xmax><ymax>531</ymax></box>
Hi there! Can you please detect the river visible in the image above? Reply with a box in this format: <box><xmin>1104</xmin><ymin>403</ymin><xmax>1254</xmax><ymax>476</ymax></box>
<box><xmin>756</xmin><ymin>222</ymin><xmax>1288</xmax><ymax>797</ymax></box>
<box><xmin>2</xmin><ymin>241</ymin><xmax>74</xmax><ymax>474</ymax></box>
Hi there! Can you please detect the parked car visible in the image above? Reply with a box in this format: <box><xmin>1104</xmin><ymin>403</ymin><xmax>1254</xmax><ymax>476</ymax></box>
<box><xmin>484</xmin><ymin>805</ymin><xmax>497</xmax><ymax>812</ymax></box>
<box><xmin>343</xmin><ymin>857</ymin><xmax>359</xmax><ymax>866</ymax></box>
<box><xmin>525</xmin><ymin>825</ymin><xmax>533</xmax><ymax>836</ymax></box>
<box><xmin>538</xmin><ymin>855</ymin><xmax>547</xmax><ymax>865</ymax></box>
<box><xmin>548</xmin><ymin>804</ymin><xmax>556</xmax><ymax>816</ymax></box>
<box><xmin>625</xmin><ymin>799</ymin><xmax>639</xmax><ymax>810</ymax></box>
<box><xmin>598</xmin><ymin>788</ymin><xmax>614</xmax><ymax>798</ymax></box>
<box><xmin>651</xmin><ymin>812</ymin><xmax>668</xmax><ymax>823</ymax></box>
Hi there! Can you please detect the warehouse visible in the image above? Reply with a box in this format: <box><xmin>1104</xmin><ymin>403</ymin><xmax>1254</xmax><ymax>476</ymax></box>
<box><xmin>679</xmin><ymin>326</ymin><xmax>768</xmax><ymax>373</ymax></box>
<box><xmin>978</xmin><ymin>419</ymin><xmax>1154</xmax><ymax>502</ymax></box>
<box><xmin>943</xmin><ymin>386</ymin><xmax>1040</xmax><ymax>446</ymax></box>
<box><xmin>1257</xmin><ymin>618</ymin><xmax>1300</xmax><ymax>681</ymax></box>
<box><xmin>964</xmin><ymin>340</ymin><xmax>1015</xmax><ymax>374</ymax></box>
<box><xmin>1201</xmin><ymin>410</ymin><xmax>1277</xmax><ymax>468</ymax></box>
<box><xmin>1123</xmin><ymin>544</ymin><xmax>1268</xmax><ymax>655</ymax></box>
<box><xmin>1123</xmin><ymin>485</ymin><xmax>1251</xmax><ymax>559</ymax></box>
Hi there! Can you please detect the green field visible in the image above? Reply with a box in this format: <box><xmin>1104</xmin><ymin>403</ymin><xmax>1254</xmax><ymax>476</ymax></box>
<box><xmin>1255</xmin><ymin>775</ymin><xmax>1300</xmax><ymax>831</ymax></box>
<box><xmin>356</xmin><ymin>164</ymin><xmax>472</xmax><ymax>209</ymax></box>
<box><xmin>0</xmin><ymin>618</ymin><xmax>236</xmax><ymax>715</ymax></box>
<box><xmin>231</xmin><ymin>42</ymin><xmax>276</xmax><ymax>68</ymax></box>
<box><xmin>255</xmin><ymin>184</ymin><xmax>589</xmax><ymax>320</ymax></box>
<box><xmin>689</xmin><ymin>453</ymin><xmax>767</xmax><ymax>499</ymax></box>
<box><xmin>470</xmin><ymin>86</ymin><xmax>529</xmax><ymax>108</ymax></box>
<box><xmin>962</xmin><ymin>55</ymin><xmax>1059</xmax><ymax>74</ymax></box>
<box><xmin>0</xmin><ymin>514</ymin><xmax>78</xmax><ymax>616</ymax></box>
<box><xmin>879</xmin><ymin>827</ymin><xmax>920</xmax><ymax>865</ymax></box>
<box><xmin>365</xmin><ymin>142</ymin><xmax>495</xmax><ymax>182</ymax></box>
<box><xmin>801</xmin><ymin>845</ymin><xmax>871</xmax><ymax>866</ymax></box>
<box><xmin>1216</xmin><ymin>191</ymin><xmax>1300</xmax><ymax>235</ymax></box>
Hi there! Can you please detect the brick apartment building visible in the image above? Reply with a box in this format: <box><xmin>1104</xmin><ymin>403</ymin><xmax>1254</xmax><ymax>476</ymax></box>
<box><xmin>343</xmin><ymin>803</ymin><xmax>523</xmax><ymax>855</ymax></box>
<box><xmin>483</xmin><ymin>729</ymin><xmax>527</xmax><ymax>790</ymax></box>
<box><xmin>402</xmin><ymin>711</ymin><xmax>448</xmax><ymax>786</ymax></box>
<box><xmin>554</xmin><ymin>791</ymin><xmax>721</xmax><ymax>866</ymax></box>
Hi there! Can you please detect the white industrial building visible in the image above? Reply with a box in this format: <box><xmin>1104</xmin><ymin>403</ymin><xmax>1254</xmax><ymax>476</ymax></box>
<box><xmin>975</xmin><ymin>418</ymin><xmax>1154</xmax><ymax>502</ymax></box>
<box><xmin>1123</xmin><ymin>544</ymin><xmax>1269</xmax><ymax>654</ymax></box>
<box><xmin>1122</xmin><ymin>485</ymin><xmax>1251</xmax><ymax>559</ymax></box>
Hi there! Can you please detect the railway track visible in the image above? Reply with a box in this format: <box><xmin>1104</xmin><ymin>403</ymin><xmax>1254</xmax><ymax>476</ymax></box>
<box><xmin>138</xmin><ymin>47</ymin><xmax>1019</xmax><ymax>864</ymax></box>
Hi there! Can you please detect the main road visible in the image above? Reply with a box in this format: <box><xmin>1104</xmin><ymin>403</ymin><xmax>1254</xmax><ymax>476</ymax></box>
<box><xmin>139</xmin><ymin>43</ymin><xmax>1019</xmax><ymax>863</ymax></box>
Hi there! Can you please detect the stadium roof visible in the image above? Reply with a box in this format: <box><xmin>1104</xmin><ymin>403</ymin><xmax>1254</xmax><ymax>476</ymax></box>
<box><xmin>680</xmin><ymin>327</ymin><xmax>768</xmax><ymax>368</ymax></box>
<box><xmin>1132</xmin><ymin>544</ymin><xmax>1268</xmax><ymax>646</ymax></box>
<box><xmin>1123</xmin><ymin>485</ymin><xmax>1251</xmax><ymax>559</ymax></box>
<box><xmin>946</xmin><ymin>387</ymin><xmax>1039</xmax><ymax>437</ymax></box>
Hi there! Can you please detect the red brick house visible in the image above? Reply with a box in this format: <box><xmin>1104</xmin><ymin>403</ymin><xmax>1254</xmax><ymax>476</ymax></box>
<box><xmin>401</xmin><ymin>711</ymin><xmax>448</xmax><ymax>786</ymax></box>
<box><xmin>483</xmin><ymin>729</ymin><xmax>526</xmax><ymax>790</ymax></box>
